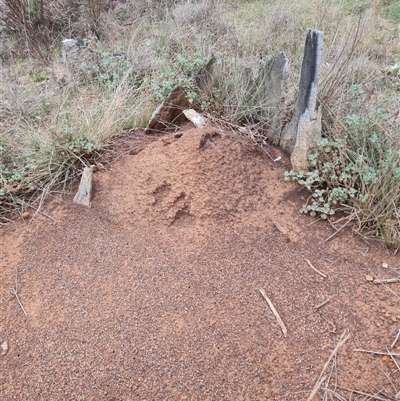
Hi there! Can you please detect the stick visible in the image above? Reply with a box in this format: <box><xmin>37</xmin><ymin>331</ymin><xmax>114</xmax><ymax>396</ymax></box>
<box><xmin>325</xmin><ymin>213</ymin><xmax>354</xmax><ymax>242</ymax></box>
<box><xmin>259</xmin><ymin>289</ymin><xmax>287</xmax><ymax>338</ymax></box>
<box><xmin>10</xmin><ymin>268</ymin><xmax>27</xmax><ymax>316</ymax></box>
<box><xmin>305</xmin><ymin>259</ymin><xmax>327</xmax><ymax>278</ymax></box>
<box><xmin>314</xmin><ymin>297</ymin><xmax>333</xmax><ymax>310</ymax></box>
<box><xmin>306</xmin><ymin>330</ymin><xmax>350</xmax><ymax>401</ymax></box>
<box><xmin>28</xmin><ymin>204</ymin><xmax>57</xmax><ymax>222</ymax></box>
<box><xmin>386</xmin><ymin>347</ymin><xmax>400</xmax><ymax>372</ymax></box>
<box><xmin>274</xmin><ymin>222</ymin><xmax>287</xmax><ymax>235</ymax></box>
<box><xmin>353</xmin><ymin>349</ymin><xmax>400</xmax><ymax>357</ymax></box>
<box><xmin>373</xmin><ymin>278</ymin><xmax>400</xmax><ymax>284</ymax></box>
<box><xmin>307</xmin><ymin>376</ymin><xmax>327</xmax><ymax>401</ymax></box>
<box><xmin>335</xmin><ymin>386</ymin><xmax>396</xmax><ymax>401</ymax></box>
<box><xmin>307</xmin><ymin>218</ymin><xmax>322</xmax><ymax>226</ymax></box>
<box><xmin>391</xmin><ymin>329</ymin><xmax>400</xmax><ymax>349</ymax></box>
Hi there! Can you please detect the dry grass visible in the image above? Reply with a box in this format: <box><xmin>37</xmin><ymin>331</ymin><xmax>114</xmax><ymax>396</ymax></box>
<box><xmin>1</xmin><ymin>0</ymin><xmax>399</xmax><ymax>247</ymax></box>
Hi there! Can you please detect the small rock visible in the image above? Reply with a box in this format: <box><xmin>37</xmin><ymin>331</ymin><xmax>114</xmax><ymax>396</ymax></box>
<box><xmin>365</xmin><ymin>274</ymin><xmax>374</xmax><ymax>282</ymax></box>
<box><xmin>382</xmin><ymin>355</ymin><xmax>391</xmax><ymax>363</ymax></box>
<box><xmin>391</xmin><ymin>316</ymin><xmax>397</xmax><ymax>322</ymax></box>
<box><xmin>382</xmin><ymin>262</ymin><xmax>388</xmax><ymax>268</ymax></box>
<box><xmin>183</xmin><ymin>109</ymin><xmax>206</xmax><ymax>128</ymax></box>
<box><xmin>22</xmin><ymin>211</ymin><xmax>30</xmax><ymax>219</ymax></box>
<box><xmin>1</xmin><ymin>341</ymin><xmax>8</xmax><ymax>355</ymax></box>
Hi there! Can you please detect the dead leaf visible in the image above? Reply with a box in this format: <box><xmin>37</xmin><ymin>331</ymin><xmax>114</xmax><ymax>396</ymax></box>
<box><xmin>22</xmin><ymin>211</ymin><xmax>30</xmax><ymax>219</ymax></box>
<box><xmin>382</xmin><ymin>355</ymin><xmax>391</xmax><ymax>363</ymax></box>
<box><xmin>1</xmin><ymin>341</ymin><xmax>8</xmax><ymax>356</ymax></box>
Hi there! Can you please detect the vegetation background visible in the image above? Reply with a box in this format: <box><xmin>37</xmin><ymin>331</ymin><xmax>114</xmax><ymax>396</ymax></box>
<box><xmin>0</xmin><ymin>0</ymin><xmax>399</xmax><ymax>247</ymax></box>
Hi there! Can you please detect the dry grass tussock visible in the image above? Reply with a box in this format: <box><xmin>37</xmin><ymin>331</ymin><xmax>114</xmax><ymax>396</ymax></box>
<box><xmin>0</xmin><ymin>0</ymin><xmax>400</xmax><ymax>250</ymax></box>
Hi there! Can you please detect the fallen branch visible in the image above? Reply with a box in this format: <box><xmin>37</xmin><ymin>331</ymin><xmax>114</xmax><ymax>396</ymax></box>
<box><xmin>259</xmin><ymin>289</ymin><xmax>287</xmax><ymax>338</ymax></box>
<box><xmin>10</xmin><ymin>268</ymin><xmax>27</xmax><ymax>316</ymax></box>
<box><xmin>306</xmin><ymin>330</ymin><xmax>350</xmax><ymax>401</ymax></box>
<box><xmin>305</xmin><ymin>258</ymin><xmax>327</xmax><ymax>278</ymax></box>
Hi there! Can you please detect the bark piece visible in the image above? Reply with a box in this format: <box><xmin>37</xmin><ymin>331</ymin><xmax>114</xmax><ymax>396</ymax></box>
<box><xmin>146</xmin><ymin>86</ymin><xmax>191</xmax><ymax>133</ymax></box>
<box><xmin>73</xmin><ymin>166</ymin><xmax>94</xmax><ymax>207</ymax></box>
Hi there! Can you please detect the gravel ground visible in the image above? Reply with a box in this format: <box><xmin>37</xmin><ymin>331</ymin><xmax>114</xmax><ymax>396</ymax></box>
<box><xmin>1</xmin><ymin>128</ymin><xmax>399</xmax><ymax>400</ymax></box>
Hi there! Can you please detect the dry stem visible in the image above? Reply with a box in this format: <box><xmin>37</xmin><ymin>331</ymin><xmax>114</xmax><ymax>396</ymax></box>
<box><xmin>10</xmin><ymin>268</ymin><xmax>27</xmax><ymax>316</ymax></box>
<box><xmin>259</xmin><ymin>289</ymin><xmax>287</xmax><ymax>338</ymax></box>
<box><xmin>305</xmin><ymin>258</ymin><xmax>327</xmax><ymax>278</ymax></box>
<box><xmin>306</xmin><ymin>330</ymin><xmax>350</xmax><ymax>401</ymax></box>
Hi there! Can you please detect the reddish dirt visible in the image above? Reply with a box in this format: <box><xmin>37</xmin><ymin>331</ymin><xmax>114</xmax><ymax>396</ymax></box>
<box><xmin>1</xmin><ymin>126</ymin><xmax>400</xmax><ymax>400</ymax></box>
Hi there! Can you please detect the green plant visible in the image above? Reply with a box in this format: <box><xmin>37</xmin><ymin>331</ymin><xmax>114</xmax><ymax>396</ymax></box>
<box><xmin>286</xmin><ymin>82</ymin><xmax>400</xmax><ymax>247</ymax></box>
<box><xmin>151</xmin><ymin>52</ymin><xmax>208</xmax><ymax>103</ymax></box>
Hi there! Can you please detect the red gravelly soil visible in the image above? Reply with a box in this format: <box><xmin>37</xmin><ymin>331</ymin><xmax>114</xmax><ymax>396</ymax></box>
<box><xmin>1</xmin><ymin>127</ymin><xmax>400</xmax><ymax>401</ymax></box>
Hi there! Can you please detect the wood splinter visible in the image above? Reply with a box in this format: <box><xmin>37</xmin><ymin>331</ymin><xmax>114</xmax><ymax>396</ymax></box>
<box><xmin>259</xmin><ymin>289</ymin><xmax>287</xmax><ymax>338</ymax></box>
<box><xmin>305</xmin><ymin>258</ymin><xmax>327</xmax><ymax>278</ymax></box>
<box><xmin>373</xmin><ymin>278</ymin><xmax>400</xmax><ymax>284</ymax></box>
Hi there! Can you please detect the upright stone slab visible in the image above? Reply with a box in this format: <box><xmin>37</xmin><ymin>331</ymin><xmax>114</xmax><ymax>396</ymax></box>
<box><xmin>62</xmin><ymin>39</ymin><xmax>85</xmax><ymax>71</ymax></box>
<box><xmin>254</xmin><ymin>51</ymin><xmax>289</xmax><ymax>107</ymax></box>
<box><xmin>248</xmin><ymin>52</ymin><xmax>289</xmax><ymax>145</ymax></box>
<box><xmin>280</xmin><ymin>30</ymin><xmax>323</xmax><ymax>171</ymax></box>
<box><xmin>194</xmin><ymin>55</ymin><xmax>217</xmax><ymax>98</ymax></box>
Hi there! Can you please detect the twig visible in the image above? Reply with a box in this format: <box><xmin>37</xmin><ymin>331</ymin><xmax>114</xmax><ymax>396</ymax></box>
<box><xmin>373</xmin><ymin>278</ymin><xmax>400</xmax><ymax>284</ymax></box>
<box><xmin>259</xmin><ymin>289</ymin><xmax>287</xmax><ymax>338</ymax></box>
<box><xmin>335</xmin><ymin>386</ymin><xmax>396</xmax><ymax>401</ymax></box>
<box><xmin>386</xmin><ymin>347</ymin><xmax>400</xmax><ymax>372</ymax></box>
<box><xmin>305</xmin><ymin>259</ymin><xmax>327</xmax><ymax>278</ymax></box>
<box><xmin>353</xmin><ymin>349</ymin><xmax>400</xmax><ymax>357</ymax></box>
<box><xmin>27</xmin><ymin>204</ymin><xmax>57</xmax><ymax>222</ymax></box>
<box><xmin>314</xmin><ymin>297</ymin><xmax>334</xmax><ymax>310</ymax></box>
<box><xmin>206</xmin><ymin>114</ymin><xmax>276</xmax><ymax>162</ymax></box>
<box><xmin>307</xmin><ymin>217</ymin><xmax>322</xmax><ymax>226</ymax></box>
<box><xmin>325</xmin><ymin>213</ymin><xmax>354</xmax><ymax>242</ymax></box>
<box><xmin>10</xmin><ymin>268</ymin><xmax>27</xmax><ymax>316</ymax></box>
<box><xmin>306</xmin><ymin>330</ymin><xmax>350</xmax><ymax>401</ymax></box>
<box><xmin>274</xmin><ymin>222</ymin><xmax>287</xmax><ymax>235</ymax></box>
<box><xmin>307</xmin><ymin>376</ymin><xmax>327</xmax><ymax>401</ymax></box>
<box><xmin>391</xmin><ymin>329</ymin><xmax>400</xmax><ymax>349</ymax></box>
